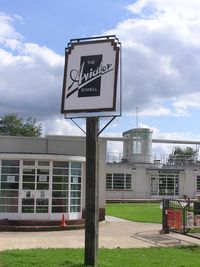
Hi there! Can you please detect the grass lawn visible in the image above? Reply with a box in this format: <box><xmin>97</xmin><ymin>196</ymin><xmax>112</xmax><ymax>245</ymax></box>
<box><xmin>0</xmin><ymin>247</ymin><xmax>200</xmax><ymax>267</ymax></box>
<box><xmin>106</xmin><ymin>203</ymin><xmax>162</xmax><ymax>223</ymax></box>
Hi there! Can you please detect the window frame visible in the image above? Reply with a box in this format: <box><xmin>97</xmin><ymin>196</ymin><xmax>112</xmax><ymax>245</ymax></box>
<box><xmin>106</xmin><ymin>173</ymin><xmax>132</xmax><ymax>190</ymax></box>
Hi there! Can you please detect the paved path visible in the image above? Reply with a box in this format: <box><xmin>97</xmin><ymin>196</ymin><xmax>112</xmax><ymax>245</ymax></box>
<box><xmin>0</xmin><ymin>216</ymin><xmax>200</xmax><ymax>251</ymax></box>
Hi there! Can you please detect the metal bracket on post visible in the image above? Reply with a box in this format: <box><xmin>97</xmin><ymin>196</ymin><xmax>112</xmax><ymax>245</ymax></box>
<box><xmin>98</xmin><ymin>116</ymin><xmax>116</xmax><ymax>136</ymax></box>
<box><xmin>69</xmin><ymin>117</ymin><xmax>86</xmax><ymax>135</ymax></box>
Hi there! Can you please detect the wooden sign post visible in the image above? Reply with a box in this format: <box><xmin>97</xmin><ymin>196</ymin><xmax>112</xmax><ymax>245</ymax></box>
<box><xmin>85</xmin><ymin>117</ymin><xmax>99</xmax><ymax>266</ymax></box>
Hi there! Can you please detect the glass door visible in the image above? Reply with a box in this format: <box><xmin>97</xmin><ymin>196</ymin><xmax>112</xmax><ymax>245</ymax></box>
<box><xmin>21</xmin><ymin>160</ymin><xmax>50</xmax><ymax>219</ymax></box>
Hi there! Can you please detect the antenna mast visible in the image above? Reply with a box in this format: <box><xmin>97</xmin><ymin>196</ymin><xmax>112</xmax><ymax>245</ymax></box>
<box><xmin>136</xmin><ymin>106</ymin><xmax>139</xmax><ymax>128</ymax></box>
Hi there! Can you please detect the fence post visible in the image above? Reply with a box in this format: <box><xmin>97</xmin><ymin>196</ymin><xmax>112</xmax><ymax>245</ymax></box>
<box><xmin>162</xmin><ymin>199</ymin><xmax>169</xmax><ymax>234</ymax></box>
<box><xmin>182</xmin><ymin>198</ymin><xmax>190</xmax><ymax>234</ymax></box>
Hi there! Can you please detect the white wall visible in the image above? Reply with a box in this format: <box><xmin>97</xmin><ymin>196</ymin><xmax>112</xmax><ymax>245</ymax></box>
<box><xmin>106</xmin><ymin>162</ymin><xmax>200</xmax><ymax>200</ymax></box>
<box><xmin>106</xmin><ymin>163</ymin><xmax>151</xmax><ymax>199</ymax></box>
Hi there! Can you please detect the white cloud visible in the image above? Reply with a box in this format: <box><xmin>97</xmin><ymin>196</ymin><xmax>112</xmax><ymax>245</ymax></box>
<box><xmin>0</xmin><ymin>13</ymin><xmax>64</xmax><ymax>120</ymax></box>
<box><xmin>42</xmin><ymin>117</ymin><xmax>85</xmax><ymax>136</ymax></box>
<box><xmin>172</xmin><ymin>93</ymin><xmax>200</xmax><ymax>116</ymax></box>
<box><xmin>23</xmin><ymin>43</ymin><xmax>63</xmax><ymax>67</ymax></box>
<box><xmin>127</xmin><ymin>0</ymin><xmax>200</xmax><ymax>20</ymax></box>
<box><xmin>0</xmin><ymin>12</ymin><xmax>22</xmax><ymax>44</ymax></box>
<box><xmin>105</xmin><ymin>0</ymin><xmax>200</xmax><ymax>117</ymax></box>
<box><xmin>126</xmin><ymin>106</ymin><xmax>171</xmax><ymax>117</ymax></box>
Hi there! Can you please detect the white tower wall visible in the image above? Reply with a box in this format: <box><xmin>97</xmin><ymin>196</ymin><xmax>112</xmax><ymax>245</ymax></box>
<box><xmin>123</xmin><ymin>128</ymin><xmax>153</xmax><ymax>164</ymax></box>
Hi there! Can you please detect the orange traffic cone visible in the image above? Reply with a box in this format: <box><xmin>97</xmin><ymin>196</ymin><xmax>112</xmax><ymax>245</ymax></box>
<box><xmin>60</xmin><ymin>214</ymin><xmax>67</xmax><ymax>227</ymax></box>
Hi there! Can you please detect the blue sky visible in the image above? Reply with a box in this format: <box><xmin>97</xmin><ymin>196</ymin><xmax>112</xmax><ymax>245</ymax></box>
<box><xmin>1</xmin><ymin>0</ymin><xmax>200</xmax><ymax>154</ymax></box>
<box><xmin>0</xmin><ymin>0</ymin><xmax>133</xmax><ymax>54</ymax></box>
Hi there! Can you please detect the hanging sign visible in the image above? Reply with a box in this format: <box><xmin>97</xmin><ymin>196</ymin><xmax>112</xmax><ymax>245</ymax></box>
<box><xmin>61</xmin><ymin>35</ymin><xmax>121</xmax><ymax>117</ymax></box>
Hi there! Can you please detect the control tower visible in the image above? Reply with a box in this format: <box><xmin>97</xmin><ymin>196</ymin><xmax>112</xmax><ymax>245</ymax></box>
<box><xmin>122</xmin><ymin>128</ymin><xmax>153</xmax><ymax>164</ymax></box>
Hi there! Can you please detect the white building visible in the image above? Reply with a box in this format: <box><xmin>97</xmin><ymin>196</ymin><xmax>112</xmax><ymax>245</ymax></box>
<box><xmin>0</xmin><ymin>135</ymin><xmax>106</xmax><ymax>223</ymax></box>
<box><xmin>0</xmin><ymin>127</ymin><xmax>200</xmax><ymax>224</ymax></box>
<box><xmin>106</xmin><ymin>128</ymin><xmax>200</xmax><ymax>201</ymax></box>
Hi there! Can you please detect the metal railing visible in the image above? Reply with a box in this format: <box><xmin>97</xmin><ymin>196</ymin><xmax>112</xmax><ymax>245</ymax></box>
<box><xmin>107</xmin><ymin>152</ymin><xmax>123</xmax><ymax>163</ymax></box>
<box><xmin>107</xmin><ymin>152</ymin><xmax>200</xmax><ymax>166</ymax></box>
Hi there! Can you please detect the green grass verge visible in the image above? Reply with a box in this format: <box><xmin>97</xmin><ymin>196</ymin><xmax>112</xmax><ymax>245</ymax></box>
<box><xmin>189</xmin><ymin>228</ymin><xmax>200</xmax><ymax>233</ymax></box>
<box><xmin>0</xmin><ymin>247</ymin><xmax>200</xmax><ymax>267</ymax></box>
<box><xmin>106</xmin><ymin>203</ymin><xmax>162</xmax><ymax>223</ymax></box>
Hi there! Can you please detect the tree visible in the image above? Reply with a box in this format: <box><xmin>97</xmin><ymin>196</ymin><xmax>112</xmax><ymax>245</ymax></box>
<box><xmin>169</xmin><ymin>146</ymin><xmax>197</xmax><ymax>165</ymax></box>
<box><xmin>0</xmin><ymin>113</ymin><xmax>42</xmax><ymax>137</ymax></box>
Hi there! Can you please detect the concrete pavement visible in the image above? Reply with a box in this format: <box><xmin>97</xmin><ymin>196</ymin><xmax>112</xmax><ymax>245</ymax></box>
<box><xmin>0</xmin><ymin>216</ymin><xmax>200</xmax><ymax>251</ymax></box>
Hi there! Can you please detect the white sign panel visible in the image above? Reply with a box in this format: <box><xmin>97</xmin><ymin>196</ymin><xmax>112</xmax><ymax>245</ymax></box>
<box><xmin>39</xmin><ymin>175</ymin><xmax>48</xmax><ymax>182</ymax></box>
<box><xmin>61</xmin><ymin>36</ymin><xmax>121</xmax><ymax>116</ymax></box>
<box><xmin>195</xmin><ymin>214</ymin><xmax>200</xmax><ymax>226</ymax></box>
<box><xmin>186</xmin><ymin>211</ymin><xmax>194</xmax><ymax>228</ymax></box>
<box><xmin>7</xmin><ymin>175</ymin><xmax>15</xmax><ymax>182</ymax></box>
